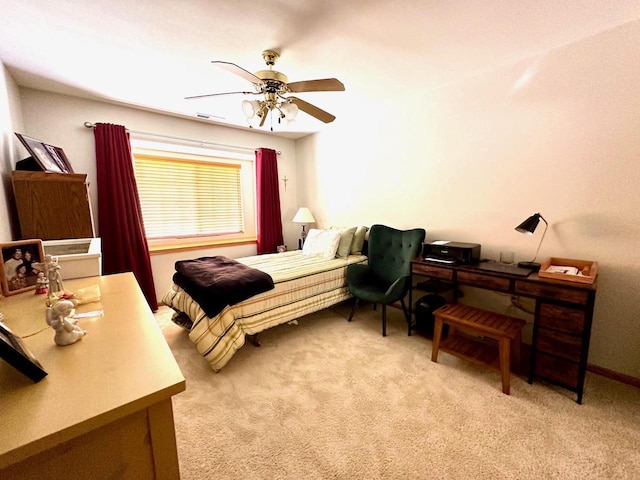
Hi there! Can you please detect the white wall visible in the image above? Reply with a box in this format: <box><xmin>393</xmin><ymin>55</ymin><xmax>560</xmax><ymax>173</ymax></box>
<box><xmin>297</xmin><ymin>21</ymin><xmax>640</xmax><ymax>378</ymax></box>
<box><xmin>0</xmin><ymin>63</ymin><xmax>25</xmax><ymax>241</ymax></box>
<box><xmin>16</xmin><ymin>90</ymin><xmax>299</xmax><ymax>301</ymax></box>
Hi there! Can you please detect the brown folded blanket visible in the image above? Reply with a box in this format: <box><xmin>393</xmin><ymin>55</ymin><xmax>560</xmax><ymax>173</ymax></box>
<box><xmin>173</xmin><ymin>256</ymin><xmax>274</xmax><ymax>318</ymax></box>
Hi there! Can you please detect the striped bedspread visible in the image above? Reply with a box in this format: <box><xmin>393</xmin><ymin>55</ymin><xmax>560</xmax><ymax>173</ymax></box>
<box><xmin>162</xmin><ymin>250</ymin><xmax>367</xmax><ymax>371</ymax></box>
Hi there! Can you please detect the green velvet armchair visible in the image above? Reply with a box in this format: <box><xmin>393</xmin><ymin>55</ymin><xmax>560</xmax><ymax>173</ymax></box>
<box><xmin>346</xmin><ymin>224</ymin><xmax>426</xmax><ymax>336</ymax></box>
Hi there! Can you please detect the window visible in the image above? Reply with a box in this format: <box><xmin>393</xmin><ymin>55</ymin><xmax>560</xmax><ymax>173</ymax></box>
<box><xmin>131</xmin><ymin>141</ymin><xmax>256</xmax><ymax>252</ymax></box>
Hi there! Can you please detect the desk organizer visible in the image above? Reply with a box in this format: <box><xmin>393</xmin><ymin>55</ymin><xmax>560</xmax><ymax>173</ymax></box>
<box><xmin>538</xmin><ymin>257</ymin><xmax>597</xmax><ymax>284</ymax></box>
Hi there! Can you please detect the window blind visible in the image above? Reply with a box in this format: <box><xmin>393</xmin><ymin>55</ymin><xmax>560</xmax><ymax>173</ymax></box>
<box><xmin>134</xmin><ymin>155</ymin><xmax>244</xmax><ymax>239</ymax></box>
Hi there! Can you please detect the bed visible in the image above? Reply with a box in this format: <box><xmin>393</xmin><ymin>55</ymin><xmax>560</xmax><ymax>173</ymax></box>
<box><xmin>162</xmin><ymin>226</ymin><xmax>368</xmax><ymax>371</ymax></box>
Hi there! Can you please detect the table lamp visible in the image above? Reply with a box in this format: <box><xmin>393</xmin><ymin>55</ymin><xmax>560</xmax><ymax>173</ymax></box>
<box><xmin>515</xmin><ymin>212</ymin><xmax>548</xmax><ymax>271</ymax></box>
<box><xmin>292</xmin><ymin>207</ymin><xmax>315</xmax><ymax>247</ymax></box>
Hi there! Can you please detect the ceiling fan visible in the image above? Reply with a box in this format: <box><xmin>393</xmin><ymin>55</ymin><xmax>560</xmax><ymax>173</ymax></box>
<box><xmin>186</xmin><ymin>50</ymin><xmax>345</xmax><ymax>128</ymax></box>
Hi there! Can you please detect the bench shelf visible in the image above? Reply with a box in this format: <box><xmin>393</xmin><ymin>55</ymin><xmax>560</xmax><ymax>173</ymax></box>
<box><xmin>439</xmin><ymin>333</ymin><xmax>500</xmax><ymax>373</ymax></box>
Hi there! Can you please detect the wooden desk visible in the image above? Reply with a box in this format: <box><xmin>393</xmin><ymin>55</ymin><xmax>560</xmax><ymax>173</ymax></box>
<box><xmin>0</xmin><ymin>273</ymin><xmax>185</xmax><ymax>479</ymax></box>
<box><xmin>410</xmin><ymin>260</ymin><xmax>597</xmax><ymax>404</ymax></box>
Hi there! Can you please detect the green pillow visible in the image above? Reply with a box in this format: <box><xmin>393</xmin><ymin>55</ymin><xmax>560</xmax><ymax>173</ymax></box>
<box><xmin>331</xmin><ymin>226</ymin><xmax>357</xmax><ymax>258</ymax></box>
<box><xmin>350</xmin><ymin>226</ymin><xmax>368</xmax><ymax>255</ymax></box>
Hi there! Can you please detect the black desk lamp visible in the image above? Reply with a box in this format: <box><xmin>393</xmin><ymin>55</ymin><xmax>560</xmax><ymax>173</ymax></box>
<box><xmin>515</xmin><ymin>212</ymin><xmax>548</xmax><ymax>271</ymax></box>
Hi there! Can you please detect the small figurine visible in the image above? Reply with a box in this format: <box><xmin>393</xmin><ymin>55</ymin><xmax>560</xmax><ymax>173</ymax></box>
<box><xmin>33</xmin><ymin>254</ymin><xmax>65</xmax><ymax>297</ymax></box>
<box><xmin>35</xmin><ymin>271</ymin><xmax>49</xmax><ymax>295</ymax></box>
<box><xmin>46</xmin><ymin>300</ymin><xmax>86</xmax><ymax>346</ymax></box>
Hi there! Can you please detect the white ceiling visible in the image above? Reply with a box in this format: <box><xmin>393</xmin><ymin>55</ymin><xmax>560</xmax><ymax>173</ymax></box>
<box><xmin>2</xmin><ymin>1</ymin><xmax>639</xmax><ymax>139</ymax></box>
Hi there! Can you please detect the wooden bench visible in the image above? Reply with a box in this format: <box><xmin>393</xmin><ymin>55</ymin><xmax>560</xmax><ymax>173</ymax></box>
<box><xmin>431</xmin><ymin>303</ymin><xmax>526</xmax><ymax>395</ymax></box>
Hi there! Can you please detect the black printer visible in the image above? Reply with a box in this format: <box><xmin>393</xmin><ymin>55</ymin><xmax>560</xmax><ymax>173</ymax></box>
<box><xmin>422</xmin><ymin>241</ymin><xmax>481</xmax><ymax>265</ymax></box>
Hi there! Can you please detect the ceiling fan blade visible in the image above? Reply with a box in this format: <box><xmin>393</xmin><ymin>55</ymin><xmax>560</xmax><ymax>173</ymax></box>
<box><xmin>287</xmin><ymin>78</ymin><xmax>345</xmax><ymax>93</ymax></box>
<box><xmin>212</xmin><ymin>61</ymin><xmax>265</xmax><ymax>85</ymax></box>
<box><xmin>289</xmin><ymin>97</ymin><xmax>336</xmax><ymax>123</ymax></box>
<box><xmin>185</xmin><ymin>91</ymin><xmax>254</xmax><ymax>100</ymax></box>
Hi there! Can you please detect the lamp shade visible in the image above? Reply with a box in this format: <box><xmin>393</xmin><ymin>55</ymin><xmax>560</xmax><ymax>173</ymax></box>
<box><xmin>515</xmin><ymin>213</ymin><xmax>543</xmax><ymax>234</ymax></box>
<box><xmin>281</xmin><ymin>101</ymin><xmax>299</xmax><ymax>120</ymax></box>
<box><xmin>292</xmin><ymin>207</ymin><xmax>315</xmax><ymax>224</ymax></box>
<box><xmin>242</xmin><ymin>100</ymin><xmax>260</xmax><ymax>119</ymax></box>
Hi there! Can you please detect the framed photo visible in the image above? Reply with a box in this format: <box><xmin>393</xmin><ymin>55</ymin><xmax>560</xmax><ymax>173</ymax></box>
<box><xmin>52</xmin><ymin>145</ymin><xmax>74</xmax><ymax>173</ymax></box>
<box><xmin>0</xmin><ymin>240</ymin><xmax>46</xmax><ymax>296</ymax></box>
<box><xmin>0</xmin><ymin>319</ymin><xmax>47</xmax><ymax>382</ymax></box>
<box><xmin>14</xmin><ymin>133</ymin><xmax>71</xmax><ymax>173</ymax></box>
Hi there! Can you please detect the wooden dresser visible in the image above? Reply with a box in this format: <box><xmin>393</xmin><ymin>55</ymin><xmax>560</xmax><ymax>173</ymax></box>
<box><xmin>0</xmin><ymin>273</ymin><xmax>185</xmax><ymax>479</ymax></box>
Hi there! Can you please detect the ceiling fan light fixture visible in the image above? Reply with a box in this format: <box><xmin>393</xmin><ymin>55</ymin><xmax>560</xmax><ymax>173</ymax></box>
<box><xmin>281</xmin><ymin>101</ymin><xmax>299</xmax><ymax>120</ymax></box>
<box><xmin>242</xmin><ymin>99</ymin><xmax>260</xmax><ymax>119</ymax></box>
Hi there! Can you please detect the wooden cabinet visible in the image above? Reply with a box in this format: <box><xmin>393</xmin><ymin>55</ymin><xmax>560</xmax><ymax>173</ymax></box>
<box><xmin>11</xmin><ymin>170</ymin><xmax>95</xmax><ymax>240</ymax></box>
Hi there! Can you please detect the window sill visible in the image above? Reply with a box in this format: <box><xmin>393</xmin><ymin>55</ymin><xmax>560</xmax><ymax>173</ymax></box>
<box><xmin>148</xmin><ymin>237</ymin><xmax>257</xmax><ymax>255</ymax></box>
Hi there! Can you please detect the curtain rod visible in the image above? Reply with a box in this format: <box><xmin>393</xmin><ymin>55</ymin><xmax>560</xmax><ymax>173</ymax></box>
<box><xmin>83</xmin><ymin>122</ymin><xmax>281</xmax><ymax>155</ymax></box>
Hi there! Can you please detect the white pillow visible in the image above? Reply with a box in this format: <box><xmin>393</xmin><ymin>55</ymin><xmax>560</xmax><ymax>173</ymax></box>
<box><xmin>302</xmin><ymin>229</ymin><xmax>341</xmax><ymax>259</ymax></box>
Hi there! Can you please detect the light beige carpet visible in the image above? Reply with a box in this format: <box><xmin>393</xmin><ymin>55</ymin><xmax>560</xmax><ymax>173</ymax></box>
<box><xmin>156</xmin><ymin>303</ymin><xmax>640</xmax><ymax>480</ymax></box>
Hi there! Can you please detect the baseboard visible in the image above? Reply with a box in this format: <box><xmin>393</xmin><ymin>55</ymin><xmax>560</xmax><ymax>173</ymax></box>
<box><xmin>587</xmin><ymin>364</ymin><xmax>640</xmax><ymax>389</ymax></box>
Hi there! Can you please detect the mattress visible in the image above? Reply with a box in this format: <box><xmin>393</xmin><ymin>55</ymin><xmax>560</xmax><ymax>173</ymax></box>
<box><xmin>162</xmin><ymin>250</ymin><xmax>367</xmax><ymax>371</ymax></box>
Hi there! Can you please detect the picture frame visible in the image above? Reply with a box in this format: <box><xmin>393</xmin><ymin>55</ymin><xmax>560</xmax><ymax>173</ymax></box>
<box><xmin>0</xmin><ymin>239</ymin><xmax>46</xmax><ymax>296</ymax></box>
<box><xmin>52</xmin><ymin>145</ymin><xmax>74</xmax><ymax>173</ymax></box>
<box><xmin>14</xmin><ymin>132</ymin><xmax>71</xmax><ymax>173</ymax></box>
<box><xmin>0</xmin><ymin>319</ymin><xmax>47</xmax><ymax>382</ymax></box>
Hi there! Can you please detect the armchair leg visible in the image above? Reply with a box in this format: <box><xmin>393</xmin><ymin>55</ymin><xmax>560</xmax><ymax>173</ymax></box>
<box><xmin>400</xmin><ymin>297</ymin><xmax>412</xmax><ymax>336</ymax></box>
<box><xmin>348</xmin><ymin>298</ymin><xmax>360</xmax><ymax>322</ymax></box>
<box><xmin>382</xmin><ymin>304</ymin><xmax>387</xmax><ymax>337</ymax></box>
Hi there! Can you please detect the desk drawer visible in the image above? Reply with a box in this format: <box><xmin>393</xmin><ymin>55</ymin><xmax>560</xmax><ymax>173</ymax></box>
<box><xmin>412</xmin><ymin>263</ymin><xmax>453</xmax><ymax>281</ymax></box>
<box><xmin>538</xmin><ymin>303</ymin><xmax>585</xmax><ymax>334</ymax></box>
<box><xmin>457</xmin><ymin>271</ymin><xmax>510</xmax><ymax>292</ymax></box>
<box><xmin>514</xmin><ymin>281</ymin><xmax>588</xmax><ymax>305</ymax></box>
<box><xmin>534</xmin><ymin>353</ymin><xmax>579</xmax><ymax>389</ymax></box>
<box><xmin>536</xmin><ymin>328</ymin><xmax>582</xmax><ymax>362</ymax></box>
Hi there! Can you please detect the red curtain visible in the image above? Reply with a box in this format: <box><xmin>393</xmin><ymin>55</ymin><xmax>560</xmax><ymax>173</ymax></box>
<box><xmin>94</xmin><ymin>123</ymin><xmax>158</xmax><ymax>311</ymax></box>
<box><xmin>255</xmin><ymin>148</ymin><xmax>284</xmax><ymax>254</ymax></box>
